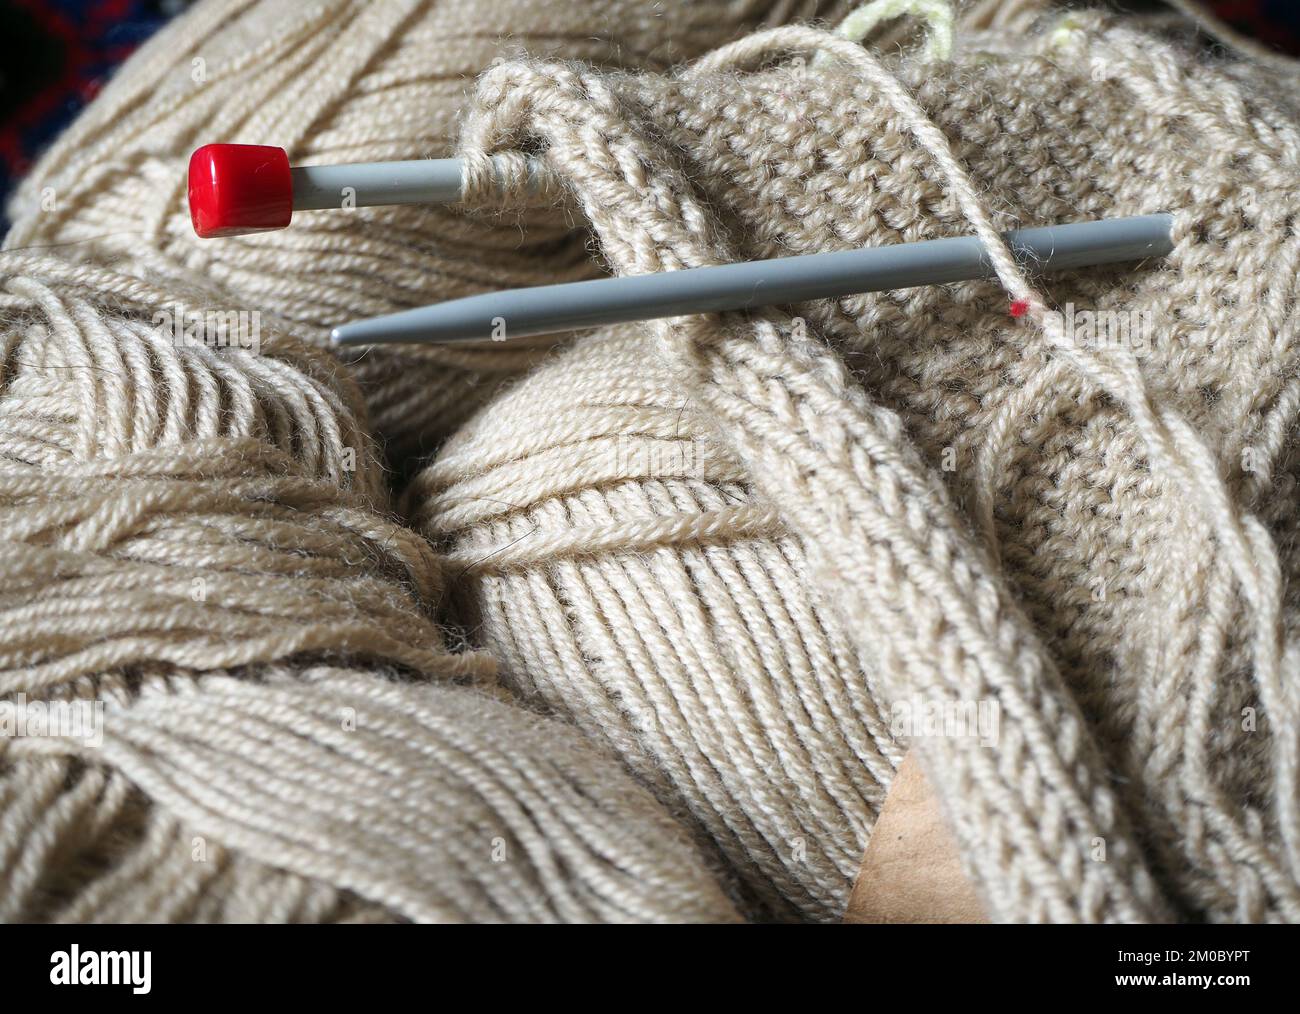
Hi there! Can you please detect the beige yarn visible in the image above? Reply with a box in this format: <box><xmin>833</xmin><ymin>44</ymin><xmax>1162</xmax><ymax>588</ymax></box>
<box><xmin>0</xmin><ymin>253</ymin><xmax>739</xmax><ymax>922</ymax></box>
<box><xmin>1</xmin><ymin>0</ymin><xmax>911</xmax><ymax>925</ymax></box>
<box><xmin>4</xmin><ymin>0</ymin><xmax>864</xmax><ymax>467</ymax></box>
<box><xmin>410</xmin><ymin>328</ymin><xmax>898</xmax><ymax>920</ymax></box>
<box><xmin>8</xmin><ymin>0</ymin><xmax>1300</xmax><ymax>925</ymax></box>
<box><xmin>412</xmin><ymin>8</ymin><xmax>1300</xmax><ymax>921</ymax></box>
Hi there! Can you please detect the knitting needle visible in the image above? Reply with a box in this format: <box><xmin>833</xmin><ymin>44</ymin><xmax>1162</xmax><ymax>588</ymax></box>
<box><xmin>329</xmin><ymin>213</ymin><xmax>1174</xmax><ymax>346</ymax></box>
<box><xmin>188</xmin><ymin>144</ymin><xmax>544</xmax><ymax>238</ymax></box>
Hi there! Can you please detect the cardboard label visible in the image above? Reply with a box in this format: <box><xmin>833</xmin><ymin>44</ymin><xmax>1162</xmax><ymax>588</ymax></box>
<box><xmin>843</xmin><ymin>751</ymin><xmax>987</xmax><ymax>923</ymax></box>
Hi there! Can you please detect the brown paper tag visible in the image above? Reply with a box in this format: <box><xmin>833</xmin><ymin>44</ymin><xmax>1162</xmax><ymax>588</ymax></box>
<box><xmin>843</xmin><ymin>751</ymin><xmax>987</xmax><ymax>923</ymax></box>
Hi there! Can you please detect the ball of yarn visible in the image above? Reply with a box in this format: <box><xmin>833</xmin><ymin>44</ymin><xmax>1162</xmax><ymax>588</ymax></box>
<box><xmin>409</xmin><ymin>325</ymin><xmax>900</xmax><ymax>921</ymax></box>
<box><xmin>411</xmin><ymin>11</ymin><xmax>1300</xmax><ymax>921</ymax></box>
<box><xmin>5</xmin><ymin>0</ymin><xmax>858</xmax><ymax>467</ymax></box>
<box><xmin>0</xmin><ymin>254</ymin><xmax>738</xmax><ymax>922</ymax></box>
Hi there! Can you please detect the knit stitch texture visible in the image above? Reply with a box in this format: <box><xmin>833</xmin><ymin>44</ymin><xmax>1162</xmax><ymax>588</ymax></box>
<box><xmin>5</xmin><ymin>0</ymin><xmax>1300</xmax><ymax>923</ymax></box>
<box><xmin>419</xmin><ymin>9</ymin><xmax>1300</xmax><ymax>921</ymax></box>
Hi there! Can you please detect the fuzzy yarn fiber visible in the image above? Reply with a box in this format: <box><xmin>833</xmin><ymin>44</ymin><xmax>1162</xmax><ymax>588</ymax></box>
<box><xmin>418</xmin><ymin>8</ymin><xmax>1300</xmax><ymax>922</ymax></box>
<box><xmin>5</xmin><ymin>0</ymin><xmax>1300</xmax><ymax>923</ymax></box>
<box><xmin>3</xmin><ymin>0</ymin><xmax>865</xmax><ymax>923</ymax></box>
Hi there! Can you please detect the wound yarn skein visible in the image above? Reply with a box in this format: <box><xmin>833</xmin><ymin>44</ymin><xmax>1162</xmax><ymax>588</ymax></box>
<box><xmin>0</xmin><ymin>252</ymin><xmax>740</xmax><ymax>923</ymax></box>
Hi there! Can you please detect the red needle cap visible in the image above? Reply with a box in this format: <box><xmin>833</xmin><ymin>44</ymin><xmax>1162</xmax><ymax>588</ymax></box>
<box><xmin>188</xmin><ymin>144</ymin><xmax>293</xmax><ymax>238</ymax></box>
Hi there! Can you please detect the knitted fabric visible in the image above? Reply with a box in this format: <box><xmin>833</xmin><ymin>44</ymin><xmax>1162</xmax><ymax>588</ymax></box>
<box><xmin>414</xmin><ymin>10</ymin><xmax>1300</xmax><ymax>922</ymax></box>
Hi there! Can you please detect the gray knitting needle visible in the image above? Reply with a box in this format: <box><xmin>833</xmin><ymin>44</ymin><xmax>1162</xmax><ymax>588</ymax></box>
<box><xmin>188</xmin><ymin>144</ymin><xmax>546</xmax><ymax>237</ymax></box>
<box><xmin>290</xmin><ymin>155</ymin><xmax>545</xmax><ymax>209</ymax></box>
<box><xmin>330</xmin><ymin>213</ymin><xmax>1173</xmax><ymax>346</ymax></box>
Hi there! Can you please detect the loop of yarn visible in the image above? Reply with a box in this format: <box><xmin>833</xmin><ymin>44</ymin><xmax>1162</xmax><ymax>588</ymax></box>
<box><xmin>419</xmin><ymin>11</ymin><xmax>1300</xmax><ymax>921</ymax></box>
<box><xmin>457</xmin><ymin>151</ymin><xmax>562</xmax><ymax>208</ymax></box>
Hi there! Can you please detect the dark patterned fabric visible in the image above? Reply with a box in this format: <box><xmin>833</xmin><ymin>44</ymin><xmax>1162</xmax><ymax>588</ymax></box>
<box><xmin>0</xmin><ymin>1</ymin><xmax>193</xmax><ymax>227</ymax></box>
<box><xmin>1207</xmin><ymin>0</ymin><xmax>1300</xmax><ymax>55</ymax></box>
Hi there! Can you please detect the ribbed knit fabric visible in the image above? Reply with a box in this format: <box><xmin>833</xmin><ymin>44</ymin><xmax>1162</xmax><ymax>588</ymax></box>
<box><xmin>412</xmin><ymin>9</ymin><xmax>1300</xmax><ymax>921</ymax></box>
